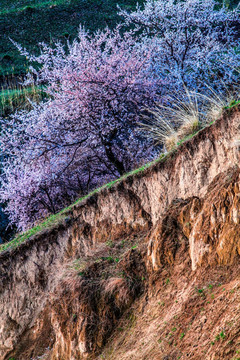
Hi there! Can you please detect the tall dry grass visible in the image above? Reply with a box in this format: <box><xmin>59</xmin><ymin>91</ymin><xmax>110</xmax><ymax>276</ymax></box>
<box><xmin>140</xmin><ymin>86</ymin><xmax>239</xmax><ymax>151</ymax></box>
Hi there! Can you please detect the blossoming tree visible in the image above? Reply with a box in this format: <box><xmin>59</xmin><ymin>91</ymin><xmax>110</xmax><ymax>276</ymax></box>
<box><xmin>0</xmin><ymin>28</ymin><xmax>160</xmax><ymax>229</ymax></box>
<box><xmin>1</xmin><ymin>0</ymin><xmax>239</xmax><ymax>230</ymax></box>
<box><xmin>120</xmin><ymin>0</ymin><xmax>240</xmax><ymax>92</ymax></box>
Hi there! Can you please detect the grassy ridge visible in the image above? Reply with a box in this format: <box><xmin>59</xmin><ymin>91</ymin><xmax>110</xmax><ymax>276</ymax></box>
<box><xmin>1</xmin><ymin>0</ymin><xmax>238</xmax><ymax>77</ymax></box>
<box><xmin>0</xmin><ymin>153</ymin><xmax>168</xmax><ymax>253</ymax></box>
<box><xmin>0</xmin><ymin>0</ymin><xmax>238</xmax><ymax>112</ymax></box>
<box><xmin>1</xmin><ymin>100</ymin><xmax>239</xmax><ymax>253</ymax></box>
<box><xmin>0</xmin><ymin>0</ymin><xmax>144</xmax><ymax>78</ymax></box>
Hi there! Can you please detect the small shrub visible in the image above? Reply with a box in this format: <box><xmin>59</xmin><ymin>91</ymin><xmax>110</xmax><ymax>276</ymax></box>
<box><xmin>104</xmin><ymin>256</ymin><xmax>114</xmax><ymax>263</ymax></box>
<box><xmin>214</xmin><ymin>331</ymin><xmax>225</xmax><ymax>342</ymax></box>
<box><xmin>106</xmin><ymin>240</ymin><xmax>114</xmax><ymax>248</ymax></box>
<box><xmin>220</xmin><ymin>331</ymin><xmax>226</xmax><ymax>339</ymax></box>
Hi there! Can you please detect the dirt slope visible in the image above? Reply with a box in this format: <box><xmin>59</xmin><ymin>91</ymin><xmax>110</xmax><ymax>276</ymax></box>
<box><xmin>0</xmin><ymin>107</ymin><xmax>240</xmax><ymax>360</ymax></box>
<box><xmin>98</xmin><ymin>167</ymin><xmax>240</xmax><ymax>360</ymax></box>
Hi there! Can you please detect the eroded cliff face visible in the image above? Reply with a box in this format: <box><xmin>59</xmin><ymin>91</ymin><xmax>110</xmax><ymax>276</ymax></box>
<box><xmin>101</xmin><ymin>168</ymin><xmax>240</xmax><ymax>360</ymax></box>
<box><xmin>0</xmin><ymin>107</ymin><xmax>240</xmax><ymax>360</ymax></box>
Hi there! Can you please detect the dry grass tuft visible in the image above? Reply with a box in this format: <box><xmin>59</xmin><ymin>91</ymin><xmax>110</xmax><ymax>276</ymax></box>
<box><xmin>199</xmin><ymin>86</ymin><xmax>235</xmax><ymax>124</ymax></box>
<box><xmin>140</xmin><ymin>89</ymin><xmax>201</xmax><ymax>151</ymax></box>
<box><xmin>164</xmin><ymin>132</ymin><xmax>179</xmax><ymax>152</ymax></box>
<box><xmin>140</xmin><ymin>108</ymin><xmax>178</xmax><ymax>151</ymax></box>
<box><xmin>104</xmin><ymin>277</ymin><xmax>126</xmax><ymax>294</ymax></box>
<box><xmin>141</xmin><ymin>86</ymin><xmax>238</xmax><ymax>151</ymax></box>
<box><xmin>103</xmin><ymin>277</ymin><xmax>132</xmax><ymax>307</ymax></box>
<box><xmin>0</xmin><ymin>81</ymin><xmax>46</xmax><ymax>117</ymax></box>
<box><xmin>52</xmin><ymin>258</ymin><xmax>91</xmax><ymax>293</ymax></box>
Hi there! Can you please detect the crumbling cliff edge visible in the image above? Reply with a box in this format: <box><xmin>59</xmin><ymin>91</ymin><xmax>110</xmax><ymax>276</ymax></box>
<box><xmin>1</xmin><ymin>107</ymin><xmax>240</xmax><ymax>360</ymax></box>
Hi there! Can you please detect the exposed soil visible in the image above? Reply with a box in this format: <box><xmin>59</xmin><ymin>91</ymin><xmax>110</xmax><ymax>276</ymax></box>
<box><xmin>1</xmin><ymin>108</ymin><xmax>240</xmax><ymax>360</ymax></box>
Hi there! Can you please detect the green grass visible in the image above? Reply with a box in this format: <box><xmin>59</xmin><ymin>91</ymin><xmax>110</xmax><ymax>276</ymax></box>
<box><xmin>0</xmin><ymin>0</ymin><xmax>144</xmax><ymax>78</ymax></box>
<box><xmin>225</xmin><ymin>99</ymin><xmax>240</xmax><ymax>110</ymax></box>
<box><xmin>0</xmin><ymin>0</ymin><xmax>238</xmax><ymax>78</ymax></box>
<box><xmin>180</xmin><ymin>332</ymin><xmax>185</xmax><ymax>340</ymax></box>
<box><xmin>176</xmin><ymin>129</ymin><xmax>200</xmax><ymax>147</ymax></box>
<box><xmin>0</xmin><ymin>212</ymin><xmax>65</xmax><ymax>253</ymax></box>
<box><xmin>0</xmin><ymin>0</ymin><xmax>70</xmax><ymax>15</ymax></box>
<box><xmin>0</xmin><ymin>0</ymin><xmax>238</xmax><ymax>80</ymax></box>
<box><xmin>0</xmin><ymin>85</ymin><xmax>46</xmax><ymax>116</ymax></box>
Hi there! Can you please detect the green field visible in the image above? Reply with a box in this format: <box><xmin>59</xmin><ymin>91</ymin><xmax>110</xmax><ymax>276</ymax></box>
<box><xmin>0</xmin><ymin>0</ymin><xmax>144</xmax><ymax>78</ymax></box>
<box><xmin>0</xmin><ymin>0</ymin><xmax>238</xmax><ymax>113</ymax></box>
<box><xmin>0</xmin><ymin>0</ymin><xmax>146</xmax><ymax>116</ymax></box>
<box><xmin>1</xmin><ymin>0</ymin><xmax>238</xmax><ymax>78</ymax></box>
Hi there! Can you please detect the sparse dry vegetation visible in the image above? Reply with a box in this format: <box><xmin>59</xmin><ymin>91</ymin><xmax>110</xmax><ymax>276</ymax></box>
<box><xmin>140</xmin><ymin>86</ymin><xmax>240</xmax><ymax>151</ymax></box>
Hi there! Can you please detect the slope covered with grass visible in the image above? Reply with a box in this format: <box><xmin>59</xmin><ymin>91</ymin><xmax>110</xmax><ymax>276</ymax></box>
<box><xmin>1</xmin><ymin>0</ymin><xmax>238</xmax><ymax>79</ymax></box>
<box><xmin>0</xmin><ymin>152</ymin><xmax>168</xmax><ymax>253</ymax></box>
<box><xmin>0</xmin><ymin>0</ymin><xmax>144</xmax><ymax>78</ymax></box>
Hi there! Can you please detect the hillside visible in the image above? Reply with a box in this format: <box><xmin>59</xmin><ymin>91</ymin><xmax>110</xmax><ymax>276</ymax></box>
<box><xmin>0</xmin><ymin>0</ymin><xmax>143</xmax><ymax>80</ymax></box>
<box><xmin>0</xmin><ymin>0</ymin><xmax>238</xmax><ymax>81</ymax></box>
<box><xmin>0</xmin><ymin>106</ymin><xmax>240</xmax><ymax>359</ymax></box>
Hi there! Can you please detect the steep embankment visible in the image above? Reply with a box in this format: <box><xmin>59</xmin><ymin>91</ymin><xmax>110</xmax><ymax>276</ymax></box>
<box><xmin>0</xmin><ymin>107</ymin><xmax>240</xmax><ymax>360</ymax></box>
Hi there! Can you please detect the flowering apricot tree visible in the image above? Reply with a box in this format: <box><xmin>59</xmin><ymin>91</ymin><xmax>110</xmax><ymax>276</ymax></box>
<box><xmin>0</xmin><ymin>28</ymin><xmax>160</xmax><ymax>229</ymax></box>
<box><xmin>1</xmin><ymin>0</ymin><xmax>239</xmax><ymax>230</ymax></box>
<box><xmin>120</xmin><ymin>0</ymin><xmax>240</xmax><ymax>92</ymax></box>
